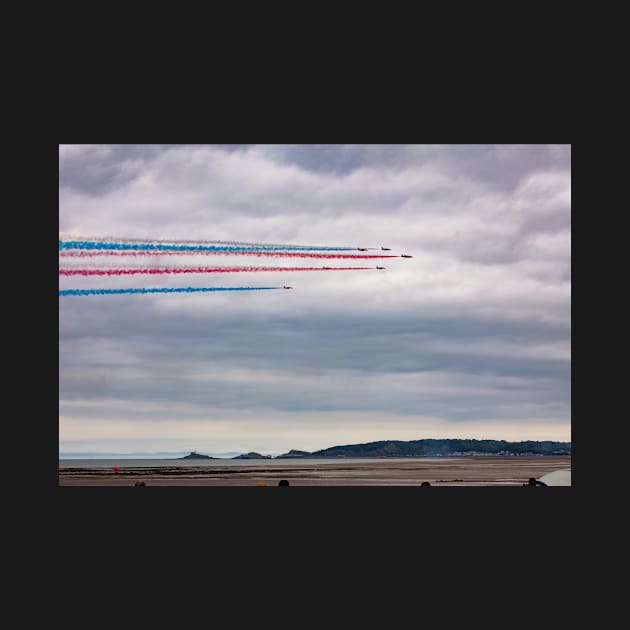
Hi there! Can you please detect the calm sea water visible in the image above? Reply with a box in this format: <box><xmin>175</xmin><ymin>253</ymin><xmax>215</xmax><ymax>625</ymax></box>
<box><xmin>58</xmin><ymin>457</ymin><xmax>455</xmax><ymax>469</ymax></box>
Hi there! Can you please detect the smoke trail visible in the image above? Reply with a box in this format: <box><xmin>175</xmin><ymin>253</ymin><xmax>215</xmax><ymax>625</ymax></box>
<box><xmin>59</xmin><ymin>250</ymin><xmax>396</xmax><ymax>259</ymax></box>
<box><xmin>59</xmin><ymin>240</ymin><xmax>355</xmax><ymax>253</ymax></box>
<box><xmin>60</xmin><ymin>266</ymin><xmax>373</xmax><ymax>276</ymax></box>
<box><xmin>59</xmin><ymin>287</ymin><xmax>283</xmax><ymax>296</ymax></box>
<box><xmin>59</xmin><ymin>234</ymin><xmax>355</xmax><ymax>250</ymax></box>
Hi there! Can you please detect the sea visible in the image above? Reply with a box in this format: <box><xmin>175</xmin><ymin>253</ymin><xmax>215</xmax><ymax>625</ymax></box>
<box><xmin>58</xmin><ymin>456</ymin><xmax>455</xmax><ymax>469</ymax></box>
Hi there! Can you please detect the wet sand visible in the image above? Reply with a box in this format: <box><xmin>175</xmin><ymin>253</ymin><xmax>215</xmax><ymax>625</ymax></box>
<box><xmin>58</xmin><ymin>456</ymin><xmax>571</xmax><ymax>486</ymax></box>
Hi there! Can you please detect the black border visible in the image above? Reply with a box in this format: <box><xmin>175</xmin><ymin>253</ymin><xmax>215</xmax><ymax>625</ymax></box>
<box><xmin>52</xmin><ymin>137</ymin><xmax>575</xmax><ymax>557</ymax></box>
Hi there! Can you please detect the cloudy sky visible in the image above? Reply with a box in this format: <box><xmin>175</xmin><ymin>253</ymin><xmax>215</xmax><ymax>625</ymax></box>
<box><xmin>59</xmin><ymin>144</ymin><xmax>571</xmax><ymax>456</ymax></box>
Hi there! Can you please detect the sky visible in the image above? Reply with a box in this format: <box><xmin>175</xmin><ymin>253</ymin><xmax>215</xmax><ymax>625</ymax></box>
<box><xmin>59</xmin><ymin>144</ymin><xmax>571</xmax><ymax>456</ymax></box>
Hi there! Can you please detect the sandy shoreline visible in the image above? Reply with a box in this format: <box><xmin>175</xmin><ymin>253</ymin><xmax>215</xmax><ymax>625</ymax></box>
<box><xmin>58</xmin><ymin>456</ymin><xmax>571</xmax><ymax>486</ymax></box>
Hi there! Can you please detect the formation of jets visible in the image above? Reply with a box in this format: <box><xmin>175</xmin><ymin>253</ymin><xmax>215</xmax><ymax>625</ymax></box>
<box><xmin>357</xmin><ymin>249</ymin><xmax>414</xmax><ymax>256</ymax></box>
<box><xmin>357</xmin><ymin>246</ymin><xmax>411</xmax><ymax>255</ymax></box>
<box><xmin>355</xmin><ymin>246</ymin><xmax>412</xmax><ymax>254</ymax></box>
<box><xmin>276</xmin><ymin>249</ymin><xmax>409</xmax><ymax>288</ymax></box>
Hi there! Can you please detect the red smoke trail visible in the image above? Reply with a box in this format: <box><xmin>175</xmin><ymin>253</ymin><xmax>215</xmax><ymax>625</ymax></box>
<box><xmin>59</xmin><ymin>266</ymin><xmax>373</xmax><ymax>276</ymax></box>
<box><xmin>59</xmin><ymin>250</ymin><xmax>396</xmax><ymax>259</ymax></box>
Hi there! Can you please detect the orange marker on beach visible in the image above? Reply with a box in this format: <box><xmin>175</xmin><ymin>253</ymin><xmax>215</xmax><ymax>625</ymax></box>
<box><xmin>113</xmin><ymin>466</ymin><xmax>119</xmax><ymax>472</ymax></box>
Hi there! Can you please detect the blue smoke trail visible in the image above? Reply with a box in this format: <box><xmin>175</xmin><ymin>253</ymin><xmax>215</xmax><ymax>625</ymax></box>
<box><xmin>59</xmin><ymin>240</ymin><xmax>355</xmax><ymax>252</ymax></box>
<box><xmin>59</xmin><ymin>287</ymin><xmax>281</xmax><ymax>296</ymax></box>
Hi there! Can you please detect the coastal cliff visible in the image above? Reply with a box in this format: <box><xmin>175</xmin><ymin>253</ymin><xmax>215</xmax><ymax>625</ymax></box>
<box><xmin>276</xmin><ymin>439</ymin><xmax>571</xmax><ymax>458</ymax></box>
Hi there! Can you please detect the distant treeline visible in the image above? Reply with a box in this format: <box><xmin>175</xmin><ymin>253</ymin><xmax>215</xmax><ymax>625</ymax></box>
<box><xmin>276</xmin><ymin>439</ymin><xmax>571</xmax><ymax>458</ymax></box>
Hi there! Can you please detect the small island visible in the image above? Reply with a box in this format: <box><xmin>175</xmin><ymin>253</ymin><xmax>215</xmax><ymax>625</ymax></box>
<box><xmin>232</xmin><ymin>452</ymin><xmax>273</xmax><ymax>459</ymax></box>
<box><xmin>276</xmin><ymin>449</ymin><xmax>312</xmax><ymax>458</ymax></box>
<box><xmin>177</xmin><ymin>451</ymin><xmax>215</xmax><ymax>459</ymax></box>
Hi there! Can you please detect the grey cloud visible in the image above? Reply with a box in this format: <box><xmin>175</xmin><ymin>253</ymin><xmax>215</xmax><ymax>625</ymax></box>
<box><xmin>59</xmin><ymin>145</ymin><xmax>163</xmax><ymax>196</ymax></box>
<box><xmin>261</xmin><ymin>144</ymin><xmax>570</xmax><ymax>194</ymax></box>
<box><xmin>60</xmin><ymin>297</ymin><xmax>569</xmax><ymax>421</ymax></box>
<box><xmin>58</xmin><ymin>144</ymin><xmax>252</xmax><ymax>196</ymax></box>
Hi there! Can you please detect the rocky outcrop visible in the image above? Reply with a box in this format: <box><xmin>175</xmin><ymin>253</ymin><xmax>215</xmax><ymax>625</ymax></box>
<box><xmin>232</xmin><ymin>452</ymin><xmax>273</xmax><ymax>459</ymax></box>
<box><xmin>177</xmin><ymin>451</ymin><xmax>214</xmax><ymax>459</ymax></box>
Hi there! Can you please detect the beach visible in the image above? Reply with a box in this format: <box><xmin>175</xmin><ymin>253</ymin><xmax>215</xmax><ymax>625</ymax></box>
<box><xmin>58</xmin><ymin>456</ymin><xmax>571</xmax><ymax>486</ymax></box>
